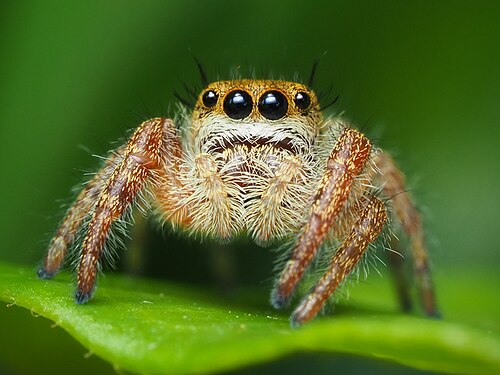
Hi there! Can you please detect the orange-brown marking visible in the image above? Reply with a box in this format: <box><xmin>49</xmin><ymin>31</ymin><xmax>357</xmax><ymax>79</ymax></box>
<box><xmin>272</xmin><ymin>128</ymin><xmax>372</xmax><ymax>308</ymax></box>
<box><xmin>76</xmin><ymin>118</ymin><xmax>171</xmax><ymax>301</ymax></box>
<box><xmin>291</xmin><ymin>195</ymin><xmax>387</xmax><ymax>325</ymax></box>
<box><xmin>39</xmin><ymin>152</ymin><xmax>122</xmax><ymax>278</ymax></box>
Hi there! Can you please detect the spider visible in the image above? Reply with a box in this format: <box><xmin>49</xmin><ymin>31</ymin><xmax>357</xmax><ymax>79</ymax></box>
<box><xmin>38</xmin><ymin>75</ymin><xmax>438</xmax><ymax>326</ymax></box>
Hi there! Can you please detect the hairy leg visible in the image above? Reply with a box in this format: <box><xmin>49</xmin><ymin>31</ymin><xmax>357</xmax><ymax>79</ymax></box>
<box><xmin>291</xmin><ymin>195</ymin><xmax>387</xmax><ymax>326</ymax></box>
<box><xmin>374</xmin><ymin>151</ymin><xmax>439</xmax><ymax>317</ymax></box>
<box><xmin>75</xmin><ymin>118</ymin><xmax>182</xmax><ymax>302</ymax></box>
<box><xmin>36</xmin><ymin>117</ymin><xmax>182</xmax><ymax>303</ymax></box>
<box><xmin>271</xmin><ymin>128</ymin><xmax>372</xmax><ymax>308</ymax></box>
<box><xmin>38</xmin><ymin>151</ymin><xmax>123</xmax><ymax>278</ymax></box>
<box><xmin>387</xmin><ymin>237</ymin><xmax>413</xmax><ymax>312</ymax></box>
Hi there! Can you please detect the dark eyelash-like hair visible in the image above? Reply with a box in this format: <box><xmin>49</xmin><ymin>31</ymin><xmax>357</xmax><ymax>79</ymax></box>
<box><xmin>173</xmin><ymin>56</ymin><xmax>209</xmax><ymax>108</ymax></box>
<box><xmin>317</xmin><ymin>85</ymin><xmax>340</xmax><ymax>111</ymax></box>
<box><xmin>308</xmin><ymin>60</ymin><xmax>341</xmax><ymax>111</ymax></box>
<box><xmin>173</xmin><ymin>58</ymin><xmax>340</xmax><ymax>111</ymax></box>
<box><xmin>308</xmin><ymin>60</ymin><xmax>319</xmax><ymax>87</ymax></box>
<box><xmin>194</xmin><ymin>56</ymin><xmax>208</xmax><ymax>87</ymax></box>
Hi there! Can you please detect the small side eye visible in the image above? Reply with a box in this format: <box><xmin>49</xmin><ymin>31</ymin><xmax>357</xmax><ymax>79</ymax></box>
<box><xmin>202</xmin><ymin>90</ymin><xmax>218</xmax><ymax>107</ymax></box>
<box><xmin>294</xmin><ymin>91</ymin><xmax>311</xmax><ymax>110</ymax></box>
<box><xmin>258</xmin><ymin>90</ymin><xmax>288</xmax><ymax>120</ymax></box>
<box><xmin>223</xmin><ymin>90</ymin><xmax>253</xmax><ymax>120</ymax></box>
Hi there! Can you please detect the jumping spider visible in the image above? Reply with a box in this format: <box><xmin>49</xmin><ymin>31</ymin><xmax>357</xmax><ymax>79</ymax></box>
<box><xmin>38</xmin><ymin>77</ymin><xmax>438</xmax><ymax>326</ymax></box>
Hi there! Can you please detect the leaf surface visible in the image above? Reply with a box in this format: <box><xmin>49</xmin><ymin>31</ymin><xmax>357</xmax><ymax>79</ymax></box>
<box><xmin>0</xmin><ymin>262</ymin><xmax>498</xmax><ymax>374</ymax></box>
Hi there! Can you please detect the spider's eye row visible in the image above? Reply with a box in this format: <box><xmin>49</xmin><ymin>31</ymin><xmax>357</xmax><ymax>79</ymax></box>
<box><xmin>223</xmin><ymin>90</ymin><xmax>253</xmax><ymax>120</ymax></box>
<box><xmin>220</xmin><ymin>89</ymin><xmax>310</xmax><ymax>119</ymax></box>
<box><xmin>202</xmin><ymin>90</ymin><xmax>218</xmax><ymax>108</ymax></box>
<box><xmin>294</xmin><ymin>91</ymin><xmax>311</xmax><ymax>110</ymax></box>
<box><xmin>258</xmin><ymin>90</ymin><xmax>288</xmax><ymax>120</ymax></box>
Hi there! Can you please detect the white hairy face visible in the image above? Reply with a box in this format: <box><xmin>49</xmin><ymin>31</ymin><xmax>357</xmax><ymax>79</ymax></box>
<box><xmin>190</xmin><ymin>80</ymin><xmax>324</xmax><ymax>158</ymax></box>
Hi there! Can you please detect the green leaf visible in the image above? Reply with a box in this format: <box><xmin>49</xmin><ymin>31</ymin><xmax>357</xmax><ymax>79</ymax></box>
<box><xmin>0</xmin><ymin>262</ymin><xmax>499</xmax><ymax>375</ymax></box>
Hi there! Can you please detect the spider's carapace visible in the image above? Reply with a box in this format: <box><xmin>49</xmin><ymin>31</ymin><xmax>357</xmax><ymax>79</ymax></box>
<box><xmin>39</xmin><ymin>79</ymin><xmax>438</xmax><ymax>326</ymax></box>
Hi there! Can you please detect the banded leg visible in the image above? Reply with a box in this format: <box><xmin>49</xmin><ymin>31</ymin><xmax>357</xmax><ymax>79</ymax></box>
<box><xmin>271</xmin><ymin>128</ymin><xmax>372</xmax><ymax>308</ymax></box>
<box><xmin>291</xmin><ymin>195</ymin><xmax>387</xmax><ymax>326</ymax></box>
<box><xmin>374</xmin><ymin>152</ymin><xmax>439</xmax><ymax>317</ymax></box>
<box><xmin>75</xmin><ymin>118</ymin><xmax>180</xmax><ymax>303</ymax></box>
<box><xmin>387</xmin><ymin>237</ymin><xmax>413</xmax><ymax>312</ymax></box>
<box><xmin>38</xmin><ymin>152</ymin><xmax>123</xmax><ymax>278</ymax></box>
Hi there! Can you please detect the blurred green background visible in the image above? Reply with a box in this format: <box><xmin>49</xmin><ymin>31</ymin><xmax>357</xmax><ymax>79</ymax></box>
<box><xmin>0</xmin><ymin>1</ymin><xmax>498</xmax><ymax>374</ymax></box>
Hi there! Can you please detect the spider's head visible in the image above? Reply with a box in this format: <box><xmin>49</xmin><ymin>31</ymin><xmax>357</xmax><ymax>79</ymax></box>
<box><xmin>190</xmin><ymin>80</ymin><xmax>323</xmax><ymax>155</ymax></box>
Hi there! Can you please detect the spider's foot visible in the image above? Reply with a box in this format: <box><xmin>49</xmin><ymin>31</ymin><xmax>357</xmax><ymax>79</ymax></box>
<box><xmin>399</xmin><ymin>295</ymin><xmax>413</xmax><ymax>313</ymax></box>
<box><xmin>289</xmin><ymin>303</ymin><xmax>313</xmax><ymax>328</ymax></box>
<box><xmin>420</xmin><ymin>288</ymin><xmax>441</xmax><ymax>318</ymax></box>
<box><xmin>75</xmin><ymin>289</ymin><xmax>93</xmax><ymax>304</ymax></box>
<box><xmin>289</xmin><ymin>312</ymin><xmax>304</xmax><ymax>329</ymax></box>
<box><xmin>425</xmin><ymin>309</ymin><xmax>442</xmax><ymax>319</ymax></box>
<box><xmin>37</xmin><ymin>267</ymin><xmax>55</xmax><ymax>280</ymax></box>
<box><xmin>270</xmin><ymin>288</ymin><xmax>291</xmax><ymax>310</ymax></box>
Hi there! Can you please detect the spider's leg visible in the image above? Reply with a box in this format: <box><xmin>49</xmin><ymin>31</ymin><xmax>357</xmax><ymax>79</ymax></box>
<box><xmin>271</xmin><ymin>128</ymin><xmax>372</xmax><ymax>309</ymax></box>
<box><xmin>387</xmin><ymin>236</ymin><xmax>413</xmax><ymax>312</ymax></box>
<box><xmin>291</xmin><ymin>195</ymin><xmax>387</xmax><ymax>326</ymax></box>
<box><xmin>38</xmin><ymin>151</ymin><xmax>123</xmax><ymax>279</ymax></box>
<box><xmin>74</xmin><ymin>118</ymin><xmax>181</xmax><ymax>303</ymax></box>
<box><xmin>374</xmin><ymin>151</ymin><xmax>439</xmax><ymax>317</ymax></box>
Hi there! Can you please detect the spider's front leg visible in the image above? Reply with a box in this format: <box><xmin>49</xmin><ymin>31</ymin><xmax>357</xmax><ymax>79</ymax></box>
<box><xmin>291</xmin><ymin>195</ymin><xmax>386</xmax><ymax>325</ymax></box>
<box><xmin>271</xmin><ymin>128</ymin><xmax>378</xmax><ymax>321</ymax></box>
<box><xmin>39</xmin><ymin>118</ymin><xmax>182</xmax><ymax>303</ymax></box>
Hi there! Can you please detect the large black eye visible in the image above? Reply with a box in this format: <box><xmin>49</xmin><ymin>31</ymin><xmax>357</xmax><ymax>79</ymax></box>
<box><xmin>294</xmin><ymin>91</ymin><xmax>311</xmax><ymax>110</ymax></box>
<box><xmin>202</xmin><ymin>90</ymin><xmax>218</xmax><ymax>107</ymax></box>
<box><xmin>258</xmin><ymin>90</ymin><xmax>288</xmax><ymax>120</ymax></box>
<box><xmin>223</xmin><ymin>90</ymin><xmax>253</xmax><ymax>120</ymax></box>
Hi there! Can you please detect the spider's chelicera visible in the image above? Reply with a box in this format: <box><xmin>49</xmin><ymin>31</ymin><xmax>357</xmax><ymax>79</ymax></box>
<box><xmin>38</xmin><ymin>79</ymin><xmax>438</xmax><ymax>326</ymax></box>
